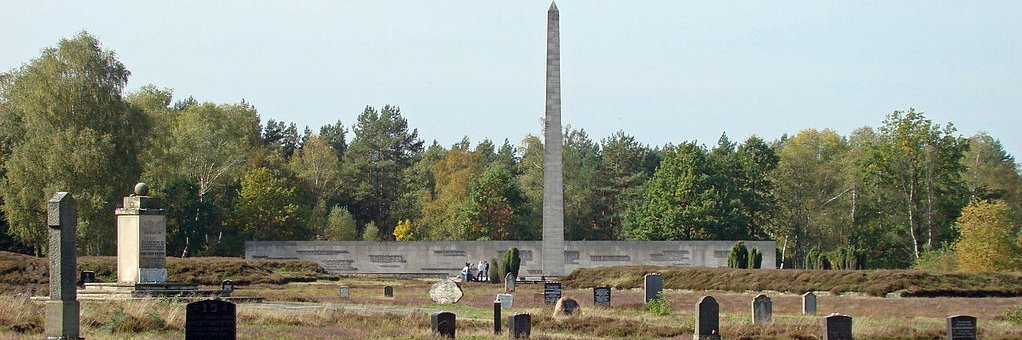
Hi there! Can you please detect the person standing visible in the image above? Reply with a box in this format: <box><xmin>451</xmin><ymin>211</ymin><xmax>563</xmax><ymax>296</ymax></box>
<box><xmin>476</xmin><ymin>260</ymin><xmax>486</xmax><ymax>282</ymax></box>
<box><xmin>483</xmin><ymin>261</ymin><xmax>490</xmax><ymax>282</ymax></box>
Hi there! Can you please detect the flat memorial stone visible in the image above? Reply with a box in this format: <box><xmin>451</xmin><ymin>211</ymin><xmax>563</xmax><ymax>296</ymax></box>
<box><xmin>429</xmin><ymin>280</ymin><xmax>464</xmax><ymax>304</ymax></box>
<box><xmin>543</xmin><ymin>282</ymin><xmax>561</xmax><ymax>305</ymax></box>
<box><xmin>338</xmin><ymin>285</ymin><xmax>350</xmax><ymax>301</ymax></box>
<box><xmin>802</xmin><ymin>292</ymin><xmax>817</xmax><ymax>315</ymax></box>
<box><xmin>496</xmin><ymin>293</ymin><xmax>514</xmax><ymax>309</ymax></box>
<box><xmin>504</xmin><ymin>272</ymin><xmax>516</xmax><ymax>292</ymax></box>
<box><xmin>644</xmin><ymin>273</ymin><xmax>663</xmax><ymax>303</ymax></box>
<box><xmin>752</xmin><ymin>294</ymin><xmax>772</xmax><ymax>324</ymax></box>
<box><xmin>695</xmin><ymin>295</ymin><xmax>720</xmax><ymax>340</ymax></box>
<box><xmin>384</xmin><ymin>285</ymin><xmax>393</xmax><ymax>297</ymax></box>
<box><xmin>430</xmin><ymin>311</ymin><xmax>456</xmax><ymax>339</ymax></box>
<box><xmin>823</xmin><ymin>313</ymin><xmax>852</xmax><ymax>340</ymax></box>
<box><xmin>508</xmin><ymin>313</ymin><xmax>531</xmax><ymax>339</ymax></box>
<box><xmin>186</xmin><ymin>299</ymin><xmax>236</xmax><ymax>340</ymax></box>
<box><xmin>593</xmin><ymin>286</ymin><xmax>611</xmax><ymax>306</ymax></box>
<box><xmin>946</xmin><ymin>315</ymin><xmax>976</xmax><ymax>340</ymax></box>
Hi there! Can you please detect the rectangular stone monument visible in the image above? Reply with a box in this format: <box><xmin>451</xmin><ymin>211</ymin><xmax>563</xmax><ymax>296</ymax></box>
<box><xmin>802</xmin><ymin>292</ymin><xmax>817</xmax><ymax>315</ymax></box>
<box><xmin>823</xmin><ymin>313</ymin><xmax>852</xmax><ymax>340</ymax></box>
<box><xmin>644</xmin><ymin>273</ymin><xmax>663</xmax><ymax>303</ymax></box>
<box><xmin>508</xmin><ymin>313</ymin><xmax>531</xmax><ymax>339</ymax></box>
<box><xmin>593</xmin><ymin>286</ymin><xmax>611</xmax><ymax>306</ymax></box>
<box><xmin>384</xmin><ymin>285</ymin><xmax>393</xmax><ymax>297</ymax></box>
<box><xmin>186</xmin><ymin>299</ymin><xmax>237</xmax><ymax>340</ymax></box>
<box><xmin>430</xmin><ymin>311</ymin><xmax>456</xmax><ymax>339</ymax></box>
<box><xmin>45</xmin><ymin>192</ymin><xmax>81</xmax><ymax>340</ymax></box>
<box><xmin>752</xmin><ymin>294</ymin><xmax>772</xmax><ymax>324</ymax></box>
<box><xmin>493</xmin><ymin>301</ymin><xmax>501</xmax><ymax>335</ymax></box>
<box><xmin>78</xmin><ymin>271</ymin><xmax>95</xmax><ymax>288</ymax></box>
<box><xmin>505</xmin><ymin>272</ymin><xmax>516</xmax><ymax>292</ymax></box>
<box><xmin>695</xmin><ymin>296</ymin><xmax>720</xmax><ymax>340</ymax></box>
<box><xmin>544</xmin><ymin>282</ymin><xmax>561</xmax><ymax>305</ymax></box>
<box><xmin>116</xmin><ymin>190</ymin><xmax>167</xmax><ymax>284</ymax></box>
<box><xmin>338</xmin><ymin>286</ymin><xmax>350</xmax><ymax>301</ymax></box>
<box><xmin>946</xmin><ymin>315</ymin><xmax>976</xmax><ymax>340</ymax></box>
<box><xmin>497</xmin><ymin>293</ymin><xmax>514</xmax><ymax>309</ymax></box>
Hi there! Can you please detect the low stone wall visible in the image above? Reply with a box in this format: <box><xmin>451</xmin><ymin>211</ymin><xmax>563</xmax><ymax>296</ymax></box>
<box><xmin>245</xmin><ymin>240</ymin><xmax>776</xmax><ymax>278</ymax></box>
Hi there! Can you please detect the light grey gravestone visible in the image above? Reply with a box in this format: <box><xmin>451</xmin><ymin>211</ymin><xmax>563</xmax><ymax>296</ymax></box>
<box><xmin>593</xmin><ymin>286</ymin><xmax>611</xmax><ymax>306</ymax></box>
<box><xmin>45</xmin><ymin>192</ymin><xmax>81</xmax><ymax>340</ymax></box>
<box><xmin>429</xmin><ymin>279</ymin><xmax>464</xmax><ymax>304</ymax></box>
<box><xmin>553</xmin><ymin>297</ymin><xmax>580</xmax><ymax>316</ymax></box>
<box><xmin>430</xmin><ymin>311</ymin><xmax>456</xmax><ymax>339</ymax></box>
<box><xmin>505</xmin><ymin>272</ymin><xmax>516</xmax><ymax>292</ymax></box>
<box><xmin>946</xmin><ymin>315</ymin><xmax>976</xmax><ymax>340</ymax></box>
<box><xmin>694</xmin><ymin>296</ymin><xmax>720</xmax><ymax>340</ymax></box>
<box><xmin>644</xmin><ymin>273</ymin><xmax>663</xmax><ymax>303</ymax></box>
<box><xmin>802</xmin><ymin>292</ymin><xmax>817</xmax><ymax>315</ymax></box>
<box><xmin>508</xmin><ymin>313</ymin><xmax>531</xmax><ymax>339</ymax></box>
<box><xmin>496</xmin><ymin>293</ymin><xmax>514</xmax><ymax>309</ymax></box>
<box><xmin>338</xmin><ymin>285</ymin><xmax>350</xmax><ymax>301</ymax></box>
<box><xmin>752</xmin><ymin>294</ymin><xmax>772</xmax><ymax>324</ymax></box>
<box><xmin>823</xmin><ymin>313</ymin><xmax>853</xmax><ymax>340</ymax></box>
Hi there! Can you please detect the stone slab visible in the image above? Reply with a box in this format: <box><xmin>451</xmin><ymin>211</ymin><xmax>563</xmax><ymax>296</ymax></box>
<box><xmin>429</xmin><ymin>280</ymin><xmax>463</xmax><ymax>304</ymax></box>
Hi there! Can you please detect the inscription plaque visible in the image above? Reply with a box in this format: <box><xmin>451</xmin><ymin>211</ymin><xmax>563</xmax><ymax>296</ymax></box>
<box><xmin>594</xmin><ymin>286</ymin><xmax>611</xmax><ymax>306</ymax></box>
<box><xmin>544</xmin><ymin>282</ymin><xmax>562</xmax><ymax>305</ymax></box>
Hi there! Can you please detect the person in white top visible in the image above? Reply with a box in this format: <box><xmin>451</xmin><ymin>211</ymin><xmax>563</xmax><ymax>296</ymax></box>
<box><xmin>476</xmin><ymin>261</ymin><xmax>486</xmax><ymax>281</ymax></box>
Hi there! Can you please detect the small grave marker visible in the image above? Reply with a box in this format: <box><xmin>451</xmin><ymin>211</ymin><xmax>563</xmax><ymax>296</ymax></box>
<box><xmin>593</xmin><ymin>286</ymin><xmax>611</xmax><ymax>306</ymax></box>
<box><xmin>186</xmin><ymin>299</ymin><xmax>237</xmax><ymax>340</ymax></box>
<box><xmin>430</xmin><ymin>311</ymin><xmax>456</xmax><ymax>339</ymax></box>
<box><xmin>79</xmin><ymin>271</ymin><xmax>96</xmax><ymax>287</ymax></box>
<box><xmin>384</xmin><ymin>285</ymin><xmax>393</xmax><ymax>297</ymax></box>
<box><xmin>752</xmin><ymin>294</ymin><xmax>772</xmax><ymax>324</ymax></box>
<box><xmin>496</xmin><ymin>293</ymin><xmax>514</xmax><ymax>309</ymax></box>
<box><xmin>802</xmin><ymin>292</ymin><xmax>817</xmax><ymax>315</ymax></box>
<box><xmin>543</xmin><ymin>282</ymin><xmax>562</xmax><ymax>305</ymax></box>
<box><xmin>695</xmin><ymin>296</ymin><xmax>720</xmax><ymax>340</ymax></box>
<box><xmin>338</xmin><ymin>286</ymin><xmax>350</xmax><ymax>301</ymax></box>
<box><xmin>823</xmin><ymin>313</ymin><xmax>852</xmax><ymax>340</ymax></box>
<box><xmin>508</xmin><ymin>313</ymin><xmax>531</xmax><ymax>339</ymax></box>
<box><xmin>644</xmin><ymin>273</ymin><xmax>663</xmax><ymax>303</ymax></box>
<box><xmin>221</xmin><ymin>279</ymin><xmax>234</xmax><ymax>294</ymax></box>
<box><xmin>504</xmin><ymin>272</ymin><xmax>516</xmax><ymax>292</ymax></box>
<box><xmin>946</xmin><ymin>315</ymin><xmax>976</xmax><ymax>340</ymax></box>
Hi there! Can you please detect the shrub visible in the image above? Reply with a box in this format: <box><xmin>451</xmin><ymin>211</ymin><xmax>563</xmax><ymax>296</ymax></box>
<box><xmin>748</xmin><ymin>248</ymin><xmax>763</xmax><ymax>269</ymax></box>
<box><xmin>728</xmin><ymin>241</ymin><xmax>749</xmax><ymax>269</ymax></box>
<box><xmin>502</xmin><ymin>247</ymin><xmax>521</xmax><ymax>280</ymax></box>
<box><xmin>1004</xmin><ymin>304</ymin><xmax>1022</xmax><ymax>325</ymax></box>
<box><xmin>362</xmin><ymin>222</ymin><xmax>379</xmax><ymax>241</ymax></box>
<box><xmin>489</xmin><ymin>258</ymin><xmax>500</xmax><ymax>283</ymax></box>
<box><xmin>647</xmin><ymin>292</ymin><xmax>672</xmax><ymax>316</ymax></box>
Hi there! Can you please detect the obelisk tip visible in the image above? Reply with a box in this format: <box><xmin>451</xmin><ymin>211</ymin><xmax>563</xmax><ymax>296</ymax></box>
<box><xmin>549</xmin><ymin>1</ymin><xmax>558</xmax><ymax>12</ymax></box>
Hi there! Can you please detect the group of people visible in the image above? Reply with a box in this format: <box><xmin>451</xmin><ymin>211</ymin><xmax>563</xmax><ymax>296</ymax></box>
<box><xmin>461</xmin><ymin>260</ymin><xmax>489</xmax><ymax>282</ymax></box>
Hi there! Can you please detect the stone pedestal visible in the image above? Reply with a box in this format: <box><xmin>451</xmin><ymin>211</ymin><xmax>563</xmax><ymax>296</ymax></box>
<box><xmin>45</xmin><ymin>300</ymin><xmax>80</xmax><ymax>339</ymax></box>
<box><xmin>116</xmin><ymin>195</ymin><xmax>167</xmax><ymax>284</ymax></box>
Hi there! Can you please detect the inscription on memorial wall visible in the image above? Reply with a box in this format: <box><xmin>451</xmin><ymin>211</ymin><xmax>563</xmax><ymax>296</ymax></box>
<box><xmin>321</xmin><ymin>259</ymin><xmax>357</xmax><ymax>272</ymax></box>
<box><xmin>369</xmin><ymin>255</ymin><xmax>406</xmax><ymax>263</ymax></box>
<box><xmin>713</xmin><ymin>250</ymin><xmax>730</xmax><ymax>258</ymax></box>
<box><xmin>564</xmin><ymin>251</ymin><xmax>580</xmax><ymax>264</ymax></box>
<box><xmin>296</xmin><ymin>249</ymin><xmax>349</xmax><ymax>255</ymax></box>
<box><xmin>433</xmin><ymin>250</ymin><xmax>467</xmax><ymax>257</ymax></box>
<box><xmin>139</xmin><ymin>217</ymin><xmax>166</xmax><ymax>268</ymax></box>
<box><xmin>651</xmin><ymin>250</ymin><xmax>691</xmax><ymax>265</ymax></box>
<box><xmin>590</xmin><ymin>255</ymin><xmax>631</xmax><ymax>262</ymax></box>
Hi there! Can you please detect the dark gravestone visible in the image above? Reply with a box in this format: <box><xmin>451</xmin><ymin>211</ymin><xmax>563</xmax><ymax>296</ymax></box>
<box><xmin>508</xmin><ymin>313</ymin><xmax>531</xmax><ymax>339</ymax></box>
<box><xmin>186</xmin><ymin>299</ymin><xmax>237</xmax><ymax>340</ymax></box>
<box><xmin>493</xmin><ymin>301</ymin><xmax>502</xmax><ymax>335</ymax></box>
<box><xmin>221</xmin><ymin>279</ymin><xmax>234</xmax><ymax>294</ymax></box>
<box><xmin>430</xmin><ymin>311</ymin><xmax>456</xmax><ymax>339</ymax></box>
<box><xmin>694</xmin><ymin>296</ymin><xmax>720</xmax><ymax>340</ymax></box>
<box><xmin>823</xmin><ymin>313</ymin><xmax>853</xmax><ymax>340</ymax></box>
<box><xmin>79</xmin><ymin>271</ymin><xmax>96</xmax><ymax>288</ymax></box>
<box><xmin>644</xmin><ymin>273</ymin><xmax>663</xmax><ymax>303</ymax></box>
<box><xmin>802</xmin><ymin>292</ymin><xmax>817</xmax><ymax>315</ymax></box>
<box><xmin>384</xmin><ymin>285</ymin><xmax>393</xmax><ymax>297</ymax></box>
<box><xmin>543</xmin><ymin>282</ymin><xmax>561</xmax><ymax>305</ymax></box>
<box><xmin>593</xmin><ymin>286</ymin><xmax>611</xmax><ymax>306</ymax></box>
<box><xmin>752</xmin><ymin>294</ymin><xmax>772</xmax><ymax>324</ymax></box>
<box><xmin>946</xmin><ymin>315</ymin><xmax>977</xmax><ymax>340</ymax></box>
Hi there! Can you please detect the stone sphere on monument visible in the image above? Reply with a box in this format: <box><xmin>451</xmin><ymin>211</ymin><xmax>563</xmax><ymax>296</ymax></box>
<box><xmin>134</xmin><ymin>182</ymin><xmax>149</xmax><ymax>196</ymax></box>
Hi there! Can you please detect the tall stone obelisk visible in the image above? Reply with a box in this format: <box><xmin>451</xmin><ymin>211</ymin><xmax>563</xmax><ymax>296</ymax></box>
<box><xmin>542</xmin><ymin>1</ymin><xmax>565</xmax><ymax>278</ymax></box>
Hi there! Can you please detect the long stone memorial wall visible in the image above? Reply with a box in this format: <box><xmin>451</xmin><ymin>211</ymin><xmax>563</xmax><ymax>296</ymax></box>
<box><xmin>245</xmin><ymin>240</ymin><xmax>777</xmax><ymax>277</ymax></box>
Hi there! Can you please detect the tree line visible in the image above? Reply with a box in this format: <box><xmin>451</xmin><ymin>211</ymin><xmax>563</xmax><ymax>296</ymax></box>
<box><xmin>1</xmin><ymin>32</ymin><xmax>1019</xmax><ymax>270</ymax></box>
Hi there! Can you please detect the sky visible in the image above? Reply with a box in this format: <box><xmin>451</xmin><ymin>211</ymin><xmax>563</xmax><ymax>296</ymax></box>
<box><xmin>2</xmin><ymin>1</ymin><xmax>1020</xmax><ymax>157</ymax></box>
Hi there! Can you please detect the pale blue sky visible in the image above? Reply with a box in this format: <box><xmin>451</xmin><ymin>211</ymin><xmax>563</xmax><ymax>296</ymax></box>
<box><xmin>2</xmin><ymin>1</ymin><xmax>1020</xmax><ymax>157</ymax></box>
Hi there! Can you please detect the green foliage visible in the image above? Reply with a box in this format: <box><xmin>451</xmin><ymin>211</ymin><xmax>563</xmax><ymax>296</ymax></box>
<box><xmin>459</xmin><ymin>165</ymin><xmax>529</xmax><ymax>240</ymax></box>
<box><xmin>913</xmin><ymin>246</ymin><xmax>958</xmax><ymax>271</ymax></box>
<box><xmin>826</xmin><ymin>246</ymin><xmax>863</xmax><ymax>270</ymax></box>
<box><xmin>748</xmin><ymin>247</ymin><xmax>763</xmax><ymax>269</ymax></box>
<box><xmin>1004</xmin><ymin>304</ymin><xmax>1022</xmax><ymax>326</ymax></box>
<box><xmin>646</xmin><ymin>292</ymin><xmax>672</xmax><ymax>316</ymax></box>
<box><xmin>489</xmin><ymin>258</ymin><xmax>500</xmax><ymax>283</ymax></box>
<box><xmin>362</xmin><ymin>221</ymin><xmax>379</xmax><ymax>241</ymax></box>
<box><xmin>728</xmin><ymin>241</ymin><xmax>749</xmax><ymax>269</ymax></box>
<box><xmin>393</xmin><ymin>219</ymin><xmax>414</xmax><ymax>241</ymax></box>
<box><xmin>954</xmin><ymin>200</ymin><xmax>1021</xmax><ymax>272</ymax></box>
<box><xmin>233</xmin><ymin>166</ymin><xmax>310</xmax><ymax>243</ymax></box>
<box><xmin>502</xmin><ymin>247</ymin><xmax>521</xmax><ymax>280</ymax></box>
<box><xmin>325</xmin><ymin>206</ymin><xmax>357</xmax><ymax>241</ymax></box>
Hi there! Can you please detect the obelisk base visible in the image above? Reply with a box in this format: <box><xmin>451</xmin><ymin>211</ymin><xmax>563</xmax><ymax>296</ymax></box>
<box><xmin>45</xmin><ymin>300</ymin><xmax>81</xmax><ymax>340</ymax></box>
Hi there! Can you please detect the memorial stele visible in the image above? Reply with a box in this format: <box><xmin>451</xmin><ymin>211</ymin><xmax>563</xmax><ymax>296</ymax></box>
<box><xmin>116</xmin><ymin>182</ymin><xmax>168</xmax><ymax>283</ymax></box>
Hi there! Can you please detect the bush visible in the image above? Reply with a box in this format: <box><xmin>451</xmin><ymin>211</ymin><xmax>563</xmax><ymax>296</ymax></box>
<box><xmin>748</xmin><ymin>248</ymin><xmax>763</xmax><ymax>269</ymax></box>
<box><xmin>646</xmin><ymin>292</ymin><xmax>672</xmax><ymax>316</ymax></box>
<box><xmin>1004</xmin><ymin>304</ymin><xmax>1022</xmax><ymax>325</ymax></box>
<box><xmin>502</xmin><ymin>247</ymin><xmax>521</xmax><ymax>280</ymax></box>
<box><xmin>914</xmin><ymin>246</ymin><xmax>958</xmax><ymax>271</ymax></box>
<box><xmin>489</xmin><ymin>258</ymin><xmax>500</xmax><ymax>283</ymax></box>
<box><xmin>728</xmin><ymin>241</ymin><xmax>749</xmax><ymax>269</ymax></box>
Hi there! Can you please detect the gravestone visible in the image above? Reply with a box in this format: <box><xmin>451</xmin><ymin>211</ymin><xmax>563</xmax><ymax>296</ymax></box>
<box><xmin>429</xmin><ymin>279</ymin><xmax>464</xmax><ymax>304</ymax></box>
<box><xmin>593</xmin><ymin>286</ymin><xmax>611</xmax><ymax>306</ymax></box>
<box><xmin>45</xmin><ymin>192</ymin><xmax>81</xmax><ymax>340</ymax></box>
<box><xmin>946</xmin><ymin>315</ymin><xmax>976</xmax><ymax>340</ymax></box>
<box><xmin>221</xmin><ymin>279</ymin><xmax>234</xmax><ymax>295</ymax></box>
<box><xmin>543</xmin><ymin>282</ymin><xmax>562</xmax><ymax>305</ymax></box>
<box><xmin>116</xmin><ymin>183</ymin><xmax>168</xmax><ymax>283</ymax></box>
<box><xmin>802</xmin><ymin>292</ymin><xmax>817</xmax><ymax>315</ymax></box>
<box><xmin>553</xmin><ymin>297</ymin><xmax>580</xmax><ymax>316</ymax></box>
<box><xmin>338</xmin><ymin>286</ymin><xmax>350</xmax><ymax>301</ymax></box>
<box><xmin>186</xmin><ymin>299</ymin><xmax>237</xmax><ymax>340</ymax></box>
<box><xmin>694</xmin><ymin>296</ymin><xmax>720</xmax><ymax>340</ymax></box>
<box><xmin>496</xmin><ymin>293</ymin><xmax>514</xmax><ymax>309</ymax></box>
<box><xmin>752</xmin><ymin>294</ymin><xmax>772</xmax><ymax>324</ymax></box>
<box><xmin>508</xmin><ymin>313</ymin><xmax>531</xmax><ymax>339</ymax></box>
<box><xmin>430</xmin><ymin>311</ymin><xmax>456</xmax><ymax>339</ymax></box>
<box><xmin>644</xmin><ymin>273</ymin><xmax>663</xmax><ymax>303</ymax></box>
<box><xmin>384</xmin><ymin>285</ymin><xmax>393</xmax><ymax>297</ymax></box>
<box><xmin>823</xmin><ymin>313</ymin><xmax>852</xmax><ymax>340</ymax></box>
<box><xmin>493</xmin><ymin>301</ymin><xmax>502</xmax><ymax>335</ymax></box>
<box><xmin>504</xmin><ymin>272</ymin><xmax>516</xmax><ymax>292</ymax></box>
<box><xmin>79</xmin><ymin>271</ymin><xmax>96</xmax><ymax>288</ymax></box>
